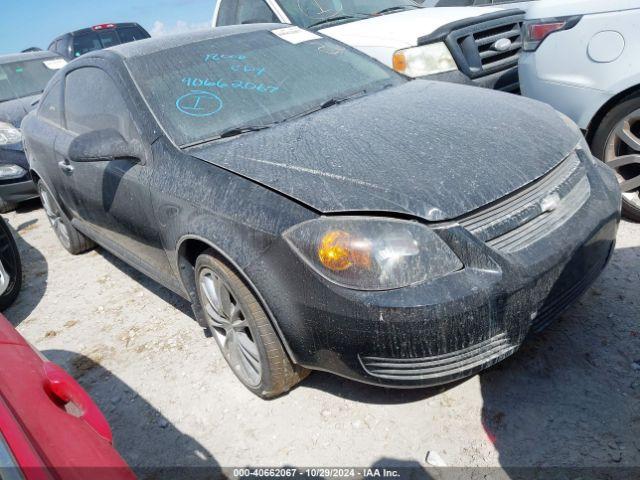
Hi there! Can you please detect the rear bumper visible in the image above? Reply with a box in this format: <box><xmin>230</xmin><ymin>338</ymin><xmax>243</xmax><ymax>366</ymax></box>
<box><xmin>519</xmin><ymin>51</ymin><xmax>612</xmax><ymax>130</ymax></box>
<box><xmin>246</xmin><ymin>157</ymin><xmax>621</xmax><ymax>388</ymax></box>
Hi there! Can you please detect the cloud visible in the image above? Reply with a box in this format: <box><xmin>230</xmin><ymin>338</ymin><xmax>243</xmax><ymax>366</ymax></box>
<box><xmin>150</xmin><ymin>19</ymin><xmax>210</xmax><ymax>37</ymax></box>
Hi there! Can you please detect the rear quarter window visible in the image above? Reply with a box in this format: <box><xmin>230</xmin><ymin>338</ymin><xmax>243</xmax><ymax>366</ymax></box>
<box><xmin>39</xmin><ymin>79</ymin><xmax>64</xmax><ymax>125</ymax></box>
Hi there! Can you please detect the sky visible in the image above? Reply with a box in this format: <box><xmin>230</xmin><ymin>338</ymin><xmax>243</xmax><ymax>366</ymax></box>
<box><xmin>0</xmin><ymin>0</ymin><xmax>217</xmax><ymax>55</ymax></box>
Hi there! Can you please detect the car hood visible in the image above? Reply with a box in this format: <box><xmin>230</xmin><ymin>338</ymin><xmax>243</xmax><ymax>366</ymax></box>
<box><xmin>0</xmin><ymin>94</ymin><xmax>41</xmax><ymax>127</ymax></box>
<box><xmin>319</xmin><ymin>6</ymin><xmax>504</xmax><ymax>49</ymax></box>
<box><xmin>189</xmin><ymin>80</ymin><xmax>580</xmax><ymax>221</ymax></box>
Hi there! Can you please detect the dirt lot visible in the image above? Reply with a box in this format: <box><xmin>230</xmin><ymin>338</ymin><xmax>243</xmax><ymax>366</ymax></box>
<box><xmin>4</xmin><ymin>199</ymin><xmax>640</xmax><ymax>476</ymax></box>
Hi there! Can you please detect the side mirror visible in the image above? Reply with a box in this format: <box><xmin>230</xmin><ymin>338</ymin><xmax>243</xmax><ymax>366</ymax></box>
<box><xmin>68</xmin><ymin>129</ymin><xmax>143</xmax><ymax>163</ymax></box>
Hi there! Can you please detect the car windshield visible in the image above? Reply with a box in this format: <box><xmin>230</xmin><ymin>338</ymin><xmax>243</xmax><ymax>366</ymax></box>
<box><xmin>275</xmin><ymin>0</ymin><xmax>420</xmax><ymax>29</ymax></box>
<box><xmin>0</xmin><ymin>57</ymin><xmax>64</xmax><ymax>103</ymax></box>
<box><xmin>127</xmin><ymin>29</ymin><xmax>404</xmax><ymax>147</ymax></box>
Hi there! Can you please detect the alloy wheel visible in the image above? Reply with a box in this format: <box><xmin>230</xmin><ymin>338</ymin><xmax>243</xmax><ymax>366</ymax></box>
<box><xmin>40</xmin><ymin>189</ymin><xmax>71</xmax><ymax>250</ymax></box>
<box><xmin>0</xmin><ymin>258</ymin><xmax>8</xmax><ymax>296</ymax></box>
<box><xmin>198</xmin><ymin>268</ymin><xmax>262</xmax><ymax>387</ymax></box>
<box><xmin>604</xmin><ymin>108</ymin><xmax>640</xmax><ymax>210</ymax></box>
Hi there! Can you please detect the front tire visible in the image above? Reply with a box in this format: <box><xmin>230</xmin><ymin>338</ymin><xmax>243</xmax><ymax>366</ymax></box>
<box><xmin>591</xmin><ymin>94</ymin><xmax>640</xmax><ymax>222</ymax></box>
<box><xmin>37</xmin><ymin>181</ymin><xmax>95</xmax><ymax>254</ymax></box>
<box><xmin>194</xmin><ymin>251</ymin><xmax>308</xmax><ymax>398</ymax></box>
<box><xmin>0</xmin><ymin>217</ymin><xmax>21</xmax><ymax>310</ymax></box>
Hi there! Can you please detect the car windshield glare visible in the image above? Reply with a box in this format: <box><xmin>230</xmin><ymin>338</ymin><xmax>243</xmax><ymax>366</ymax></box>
<box><xmin>126</xmin><ymin>30</ymin><xmax>403</xmax><ymax>147</ymax></box>
<box><xmin>0</xmin><ymin>58</ymin><xmax>62</xmax><ymax>103</ymax></box>
<box><xmin>276</xmin><ymin>0</ymin><xmax>420</xmax><ymax>28</ymax></box>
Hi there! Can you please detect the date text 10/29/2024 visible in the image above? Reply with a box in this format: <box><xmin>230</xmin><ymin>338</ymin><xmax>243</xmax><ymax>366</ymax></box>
<box><xmin>233</xmin><ymin>468</ymin><xmax>403</xmax><ymax>478</ymax></box>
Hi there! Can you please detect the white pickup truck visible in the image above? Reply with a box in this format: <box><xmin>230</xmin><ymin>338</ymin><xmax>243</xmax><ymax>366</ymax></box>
<box><xmin>212</xmin><ymin>0</ymin><xmax>526</xmax><ymax>92</ymax></box>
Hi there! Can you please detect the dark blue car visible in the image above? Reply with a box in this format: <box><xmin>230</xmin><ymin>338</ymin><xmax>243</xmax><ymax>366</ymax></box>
<box><xmin>0</xmin><ymin>51</ymin><xmax>66</xmax><ymax>212</ymax></box>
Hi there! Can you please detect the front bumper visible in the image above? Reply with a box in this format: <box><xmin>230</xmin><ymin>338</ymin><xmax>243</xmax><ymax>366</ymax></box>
<box><xmin>246</xmin><ymin>157</ymin><xmax>621</xmax><ymax>388</ymax></box>
<box><xmin>0</xmin><ymin>178</ymin><xmax>38</xmax><ymax>204</ymax></box>
<box><xmin>0</xmin><ymin>143</ymin><xmax>37</xmax><ymax>204</ymax></box>
<box><xmin>424</xmin><ymin>65</ymin><xmax>520</xmax><ymax>93</ymax></box>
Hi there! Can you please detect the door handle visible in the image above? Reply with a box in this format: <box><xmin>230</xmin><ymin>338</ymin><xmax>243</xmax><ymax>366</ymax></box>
<box><xmin>58</xmin><ymin>161</ymin><xmax>74</xmax><ymax>174</ymax></box>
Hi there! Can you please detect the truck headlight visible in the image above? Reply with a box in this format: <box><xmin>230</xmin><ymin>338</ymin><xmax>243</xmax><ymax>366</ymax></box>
<box><xmin>284</xmin><ymin>217</ymin><xmax>462</xmax><ymax>290</ymax></box>
<box><xmin>0</xmin><ymin>122</ymin><xmax>22</xmax><ymax>145</ymax></box>
<box><xmin>0</xmin><ymin>164</ymin><xmax>27</xmax><ymax>180</ymax></box>
<box><xmin>392</xmin><ymin>42</ymin><xmax>458</xmax><ymax>78</ymax></box>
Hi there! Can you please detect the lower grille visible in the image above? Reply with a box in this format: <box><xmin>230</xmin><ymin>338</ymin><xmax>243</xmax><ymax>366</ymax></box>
<box><xmin>359</xmin><ymin>333</ymin><xmax>516</xmax><ymax>381</ymax></box>
<box><xmin>532</xmin><ymin>253</ymin><xmax>608</xmax><ymax>333</ymax></box>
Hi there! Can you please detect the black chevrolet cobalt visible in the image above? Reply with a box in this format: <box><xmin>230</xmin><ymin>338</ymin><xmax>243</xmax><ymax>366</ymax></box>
<box><xmin>22</xmin><ymin>24</ymin><xmax>621</xmax><ymax>397</ymax></box>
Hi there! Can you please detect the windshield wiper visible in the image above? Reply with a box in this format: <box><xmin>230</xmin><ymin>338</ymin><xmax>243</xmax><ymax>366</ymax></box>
<box><xmin>182</xmin><ymin>125</ymin><xmax>272</xmax><ymax>148</ymax></box>
<box><xmin>307</xmin><ymin>14</ymin><xmax>366</xmax><ymax>29</ymax></box>
<box><xmin>284</xmin><ymin>90</ymin><xmax>368</xmax><ymax>122</ymax></box>
<box><xmin>182</xmin><ymin>91</ymin><xmax>369</xmax><ymax>149</ymax></box>
<box><xmin>218</xmin><ymin>125</ymin><xmax>271</xmax><ymax>138</ymax></box>
<box><xmin>374</xmin><ymin>5</ymin><xmax>420</xmax><ymax>15</ymax></box>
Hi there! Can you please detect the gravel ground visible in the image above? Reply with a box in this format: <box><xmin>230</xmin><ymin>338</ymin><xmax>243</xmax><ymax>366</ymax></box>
<box><xmin>3</xmin><ymin>199</ymin><xmax>639</xmax><ymax>476</ymax></box>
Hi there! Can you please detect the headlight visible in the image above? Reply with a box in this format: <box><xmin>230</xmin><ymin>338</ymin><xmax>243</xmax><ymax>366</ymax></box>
<box><xmin>284</xmin><ymin>217</ymin><xmax>462</xmax><ymax>290</ymax></box>
<box><xmin>0</xmin><ymin>164</ymin><xmax>27</xmax><ymax>180</ymax></box>
<box><xmin>392</xmin><ymin>42</ymin><xmax>457</xmax><ymax>78</ymax></box>
<box><xmin>0</xmin><ymin>122</ymin><xmax>22</xmax><ymax>145</ymax></box>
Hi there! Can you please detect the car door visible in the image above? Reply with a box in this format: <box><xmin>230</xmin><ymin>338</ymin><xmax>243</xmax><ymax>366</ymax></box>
<box><xmin>57</xmin><ymin>66</ymin><xmax>172</xmax><ymax>280</ymax></box>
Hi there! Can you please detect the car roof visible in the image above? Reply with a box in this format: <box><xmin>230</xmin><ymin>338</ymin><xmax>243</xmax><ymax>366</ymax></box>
<box><xmin>104</xmin><ymin>23</ymin><xmax>283</xmax><ymax>60</ymax></box>
<box><xmin>0</xmin><ymin>50</ymin><xmax>61</xmax><ymax>65</ymax></box>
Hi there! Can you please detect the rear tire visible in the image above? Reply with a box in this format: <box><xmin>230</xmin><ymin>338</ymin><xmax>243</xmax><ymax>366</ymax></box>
<box><xmin>37</xmin><ymin>181</ymin><xmax>95</xmax><ymax>254</ymax></box>
<box><xmin>194</xmin><ymin>250</ymin><xmax>308</xmax><ymax>398</ymax></box>
<box><xmin>0</xmin><ymin>198</ymin><xmax>17</xmax><ymax>214</ymax></box>
<box><xmin>0</xmin><ymin>217</ymin><xmax>21</xmax><ymax>310</ymax></box>
<box><xmin>591</xmin><ymin>94</ymin><xmax>640</xmax><ymax>222</ymax></box>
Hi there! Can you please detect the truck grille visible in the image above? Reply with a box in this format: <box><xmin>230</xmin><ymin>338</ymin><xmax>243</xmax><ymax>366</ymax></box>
<box><xmin>472</xmin><ymin>21</ymin><xmax>522</xmax><ymax>73</ymax></box>
<box><xmin>459</xmin><ymin>152</ymin><xmax>590</xmax><ymax>254</ymax></box>
<box><xmin>439</xmin><ymin>12</ymin><xmax>524</xmax><ymax>92</ymax></box>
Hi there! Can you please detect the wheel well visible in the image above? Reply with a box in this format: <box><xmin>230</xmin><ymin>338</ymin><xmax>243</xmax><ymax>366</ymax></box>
<box><xmin>29</xmin><ymin>170</ymin><xmax>40</xmax><ymax>184</ymax></box>
<box><xmin>176</xmin><ymin>237</ymin><xmax>297</xmax><ymax>361</ymax></box>
<box><xmin>587</xmin><ymin>83</ymin><xmax>640</xmax><ymax>143</ymax></box>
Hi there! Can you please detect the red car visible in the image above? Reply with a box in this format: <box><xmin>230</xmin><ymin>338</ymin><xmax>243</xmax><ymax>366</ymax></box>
<box><xmin>0</xmin><ymin>314</ymin><xmax>135</xmax><ymax>480</ymax></box>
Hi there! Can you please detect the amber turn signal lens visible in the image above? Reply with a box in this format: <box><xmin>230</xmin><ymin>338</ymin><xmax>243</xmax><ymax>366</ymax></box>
<box><xmin>392</xmin><ymin>51</ymin><xmax>407</xmax><ymax>73</ymax></box>
<box><xmin>318</xmin><ymin>230</ymin><xmax>371</xmax><ymax>272</ymax></box>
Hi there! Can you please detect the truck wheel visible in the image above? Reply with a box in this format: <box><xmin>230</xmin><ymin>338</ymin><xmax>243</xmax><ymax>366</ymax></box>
<box><xmin>0</xmin><ymin>218</ymin><xmax>21</xmax><ymax>310</ymax></box>
<box><xmin>194</xmin><ymin>250</ymin><xmax>308</xmax><ymax>398</ymax></box>
<box><xmin>0</xmin><ymin>198</ymin><xmax>17</xmax><ymax>214</ymax></box>
<box><xmin>591</xmin><ymin>95</ymin><xmax>640</xmax><ymax>222</ymax></box>
<box><xmin>38</xmin><ymin>181</ymin><xmax>95</xmax><ymax>254</ymax></box>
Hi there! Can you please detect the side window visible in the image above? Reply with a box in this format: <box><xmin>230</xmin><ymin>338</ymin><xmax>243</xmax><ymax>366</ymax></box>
<box><xmin>237</xmin><ymin>0</ymin><xmax>278</xmax><ymax>24</ymax></box>
<box><xmin>64</xmin><ymin>68</ymin><xmax>137</xmax><ymax>140</ymax></box>
<box><xmin>59</xmin><ymin>37</ymin><xmax>71</xmax><ymax>58</ymax></box>
<box><xmin>216</xmin><ymin>0</ymin><xmax>238</xmax><ymax>26</ymax></box>
<box><xmin>38</xmin><ymin>79</ymin><xmax>63</xmax><ymax>125</ymax></box>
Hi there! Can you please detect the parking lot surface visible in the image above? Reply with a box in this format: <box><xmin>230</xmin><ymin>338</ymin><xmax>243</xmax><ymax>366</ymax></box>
<box><xmin>4</xmin><ymin>200</ymin><xmax>640</xmax><ymax>474</ymax></box>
